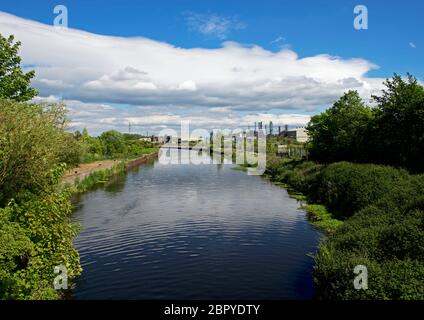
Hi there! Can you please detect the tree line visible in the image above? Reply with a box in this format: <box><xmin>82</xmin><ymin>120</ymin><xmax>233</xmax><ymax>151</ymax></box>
<box><xmin>307</xmin><ymin>74</ymin><xmax>424</xmax><ymax>173</ymax></box>
<box><xmin>266</xmin><ymin>74</ymin><xmax>424</xmax><ymax>299</ymax></box>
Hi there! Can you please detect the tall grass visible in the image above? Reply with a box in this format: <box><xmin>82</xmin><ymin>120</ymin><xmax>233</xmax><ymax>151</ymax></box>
<box><xmin>74</xmin><ymin>162</ymin><xmax>127</xmax><ymax>192</ymax></box>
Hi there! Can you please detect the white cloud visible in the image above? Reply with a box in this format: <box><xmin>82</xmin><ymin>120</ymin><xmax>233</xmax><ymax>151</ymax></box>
<box><xmin>409</xmin><ymin>42</ymin><xmax>416</xmax><ymax>49</ymax></box>
<box><xmin>185</xmin><ymin>12</ymin><xmax>246</xmax><ymax>40</ymax></box>
<box><xmin>0</xmin><ymin>11</ymin><xmax>385</xmax><ymax>132</ymax></box>
<box><xmin>60</xmin><ymin>97</ymin><xmax>311</xmax><ymax>135</ymax></box>
<box><xmin>271</xmin><ymin>36</ymin><xmax>285</xmax><ymax>44</ymax></box>
<box><xmin>177</xmin><ymin>80</ymin><xmax>197</xmax><ymax>91</ymax></box>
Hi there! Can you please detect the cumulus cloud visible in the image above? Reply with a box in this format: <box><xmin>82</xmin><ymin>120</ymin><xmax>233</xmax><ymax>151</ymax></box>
<box><xmin>0</xmin><ymin>11</ymin><xmax>385</xmax><ymax>133</ymax></box>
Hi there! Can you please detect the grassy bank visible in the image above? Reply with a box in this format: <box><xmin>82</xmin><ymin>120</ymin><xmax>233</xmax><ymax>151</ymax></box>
<box><xmin>73</xmin><ymin>162</ymin><xmax>127</xmax><ymax>192</ymax></box>
<box><xmin>72</xmin><ymin>151</ymin><xmax>159</xmax><ymax>193</ymax></box>
<box><xmin>265</xmin><ymin>158</ymin><xmax>424</xmax><ymax>299</ymax></box>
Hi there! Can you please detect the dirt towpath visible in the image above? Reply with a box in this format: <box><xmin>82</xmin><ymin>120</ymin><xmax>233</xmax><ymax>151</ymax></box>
<box><xmin>62</xmin><ymin>152</ymin><xmax>159</xmax><ymax>186</ymax></box>
<box><xmin>62</xmin><ymin>160</ymin><xmax>121</xmax><ymax>185</ymax></box>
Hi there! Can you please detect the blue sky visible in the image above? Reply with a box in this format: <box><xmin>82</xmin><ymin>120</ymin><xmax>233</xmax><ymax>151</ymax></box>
<box><xmin>0</xmin><ymin>1</ymin><xmax>423</xmax><ymax>134</ymax></box>
<box><xmin>2</xmin><ymin>0</ymin><xmax>422</xmax><ymax>78</ymax></box>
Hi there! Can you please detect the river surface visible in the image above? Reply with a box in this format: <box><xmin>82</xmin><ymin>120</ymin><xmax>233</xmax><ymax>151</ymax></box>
<box><xmin>72</xmin><ymin>149</ymin><xmax>322</xmax><ymax>299</ymax></box>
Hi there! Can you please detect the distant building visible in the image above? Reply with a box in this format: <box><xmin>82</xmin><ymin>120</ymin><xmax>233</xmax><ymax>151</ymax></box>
<box><xmin>286</xmin><ymin>127</ymin><xmax>309</xmax><ymax>143</ymax></box>
<box><xmin>139</xmin><ymin>137</ymin><xmax>152</xmax><ymax>142</ymax></box>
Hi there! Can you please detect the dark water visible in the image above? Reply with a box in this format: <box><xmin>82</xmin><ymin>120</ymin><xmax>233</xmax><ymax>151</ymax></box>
<box><xmin>72</xmin><ymin>149</ymin><xmax>322</xmax><ymax>299</ymax></box>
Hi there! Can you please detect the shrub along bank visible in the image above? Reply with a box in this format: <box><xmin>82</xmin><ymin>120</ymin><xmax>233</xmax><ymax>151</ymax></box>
<box><xmin>265</xmin><ymin>158</ymin><xmax>424</xmax><ymax>299</ymax></box>
<box><xmin>0</xmin><ymin>99</ymin><xmax>82</xmax><ymax>299</ymax></box>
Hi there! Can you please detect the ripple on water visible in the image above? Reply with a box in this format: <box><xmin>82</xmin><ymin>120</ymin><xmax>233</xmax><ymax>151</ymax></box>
<box><xmin>72</xmin><ymin>151</ymin><xmax>322</xmax><ymax>299</ymax></box>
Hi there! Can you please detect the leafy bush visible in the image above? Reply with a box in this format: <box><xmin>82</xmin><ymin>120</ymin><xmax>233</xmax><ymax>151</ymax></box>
<box><xmin>0</xmin><ymin>99</ymin><xmax>82</xmax><ymax>299</ymax></box>
<box><xmin>266</xmin><ymin>158</ymin><xmax>322</xmax><ymax>196</ymax></box>
<box><xmin>313</xmin><ymin>162</ymin><xmax>414</xmax><ymax>218</ymax></box>
<box><xmin>302</xmin><ymin>204</ymin><xmax>344</xmax><ymax>232</ymax></box>
<box><xmin>0</xmin><ymin>177</ymin><xmax>81</xmax><ymax>299</ymax></box>
<box><xmin>99</xmin><ymin>130</ymin><xmax>128</xmax><ymax>158</ymax></box>
<box><xmin>73</xmin><ymin>129</ymin><xmax>157</xmax><ymax>164</ymax></box>
<box><xmin>1</xmin><ymin>190</ymin><xmax>82</xmax><ymax>299</ymax></box>
<box><xmin>266</xmin><ymin>157</ymin><xmax>424</xmax><ymax>299</ymax></box>
<box><xmin>0</xmin><ymin>100</ymin><xmax>71</xmax><ymax>206</ymax></box>
<box><xmin>314</xmin><ymin>206</ymin><xmax>424</xmax><ymax>300</ymax></box>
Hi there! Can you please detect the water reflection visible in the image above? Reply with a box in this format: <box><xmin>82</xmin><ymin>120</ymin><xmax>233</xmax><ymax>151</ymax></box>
<box><xmin>72</xmin><ymin>150</ymin><xmax>322</xmax><ymax>299</ymax></box>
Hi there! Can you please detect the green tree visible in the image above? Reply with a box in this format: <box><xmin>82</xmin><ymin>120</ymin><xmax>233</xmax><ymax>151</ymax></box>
<box><xmin>0</xmin><ymin>34</ymin><xmax>38</xmax><ymax>102</ymax></box>
<box><xmin>100</xmin><ymin>130</ymin><xmax>127</xmax><ymax>157</ymax></box>
<box><xmin>371</xmin><ymin>74</ymin><xmax>424</xmax><ymax>172</ymax></box>
<box><xmin>0</xmin><ymin>100</ymin><xmax>68</xmax><ymax>205</ymax></box>
<box><xmin>82</xmin><ymin>128</ymin><xmax>90</xmax><ymax>142</ymax></box>
<box><xmin>306</xmin><ymin>90</ymin><xmax>374</xmax><ymax>163</ymax></box>
<box><xmin>0</xmin><ymin>99</ymin><xmax>82</xmax><ymax>299</ymax></box>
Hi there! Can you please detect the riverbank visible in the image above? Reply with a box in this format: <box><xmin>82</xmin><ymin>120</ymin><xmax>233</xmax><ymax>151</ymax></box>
<box><xmin>71</xmin><ymin>149</ymin><xmax>320</xmax><ymax>299</ymax></box>
<box><xmin>63</xmin><ymin>151</ymin><xmax>159</xmax><ymax>190</ymax></box>
<box><xmin>265</xmin><ymin>157</ymin><xmax>424</xmax><ymax>299</ymax></box>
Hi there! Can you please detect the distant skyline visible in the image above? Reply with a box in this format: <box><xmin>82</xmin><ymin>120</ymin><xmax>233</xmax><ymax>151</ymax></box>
<box><xmin>0</xmin><ymin>0</ymin><xmax>422</xmax><ymax>134</ymax></box>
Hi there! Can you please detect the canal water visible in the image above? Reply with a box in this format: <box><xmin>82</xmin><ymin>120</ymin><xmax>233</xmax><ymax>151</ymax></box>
<box><xmin>72</xmin><ymin>149</ymin><xmax>322</xmax><ymax>299</ymax></box>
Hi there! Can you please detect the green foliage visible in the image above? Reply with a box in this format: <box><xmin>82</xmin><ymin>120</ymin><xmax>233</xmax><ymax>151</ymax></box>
<box><xmin>0</xmin><ymin>97</ymin><xmax>81</xmax><ymax>299</ymax></box>
<box><xmin>314</xmin><ymin>162</ymin><xmax>415</xmax><ymax>218</ymax></box>
<box><xmin>0</xmin><ymin>190</ymin><xmax>82</xmax><ymax>300</ymax></box>
<box><xmin>266</xmin><ymin>157</ymin><xmax>424</xmax><ymax>299</ymax></box>
<box><xmin>58</xmin><ymin>133</ymin><xmax>86</xmax><ymax>167</ymax></box>
<box><xmin>314</xmin><ymin>205</ymin><xmax>424</xmax><ymax>300</ymax></box>
<box><xmin>0</xmin><ymin>34</ymin><xmax>38</xmax><ymax>101</ymax></box>
<box><xmin>371</xmin><ymin>74</ymin><xmax>424</xmax><ymax>172</ymax></box>
<box><xmin>266</xmin><ymin>158</ymin><xmax>322</xmax><ymax>196</ymax></box>
<box><xmin>74</xmin><ymin>162</ymin><xmax>127</xmax><ymax>192</ymax></box>
<box><xmin>302</xmin><ymin>204</ymin><xmax>344</xmax><ymax>233</ymax></box>
<box><xmin>73</xmin><ymin>129</ymin><xmax>157</xmax><ymax>164</ymax></box>
<box><xmin>99</xmin><ymin>130</ymin><xmax>127</xmax><ymax>158</ymax></box>
<box><xmin>306</xmin><ymin>75</ymin><xmax>424</xmax><ymax>173</ymax></box>
<box><xmin>306</xmin><ymin>90</ymin><xmax>374</xmax><ymax>163</ymax></box>
<box><xmin>297</xmin><ymin>75</ymin><xmax>424</xmax><ymax>298</ymax></box>
<box><xmin>0</xmin><ymin>99</ymin><xmax>70</xmax><ymax>206</ymax></box>
<box><xmin>123</xmin><ymin>133</ymin><xmax>148</xmax><ymax>141</ymax></box>
<box><xmin>125</xmin><ymin>140</ymin><xmax>156</xmax><ymax>158</ymax></box>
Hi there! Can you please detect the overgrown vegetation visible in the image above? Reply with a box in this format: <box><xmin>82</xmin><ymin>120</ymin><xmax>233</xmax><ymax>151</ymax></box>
<box><xmin>266</xmin><ymin>74</ymin><xmax>424</xmax><ymax>300</ymax></box>
<box><xmin>71</xmin><ymin>128</ymin><xmax>157</xmax><ymax>164</ymax></box>
<box><xmin>0</xmin><ymin>99</ymin><xmax>82</xmax><ymax>299</ymax></box>
<box><xmin>307</xmin><ymin>74</ymin><xmax>424</xmax><ymax>173</ymax></box>
<box><xmin>73</xmin><ymin>162</ymin><xmax>127</xmax><ymax>192</ymax></box>
<box><xmin>301</xmin><ymin>204</ymin><xmax>344</xmax><ymax>233</ymax></box>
